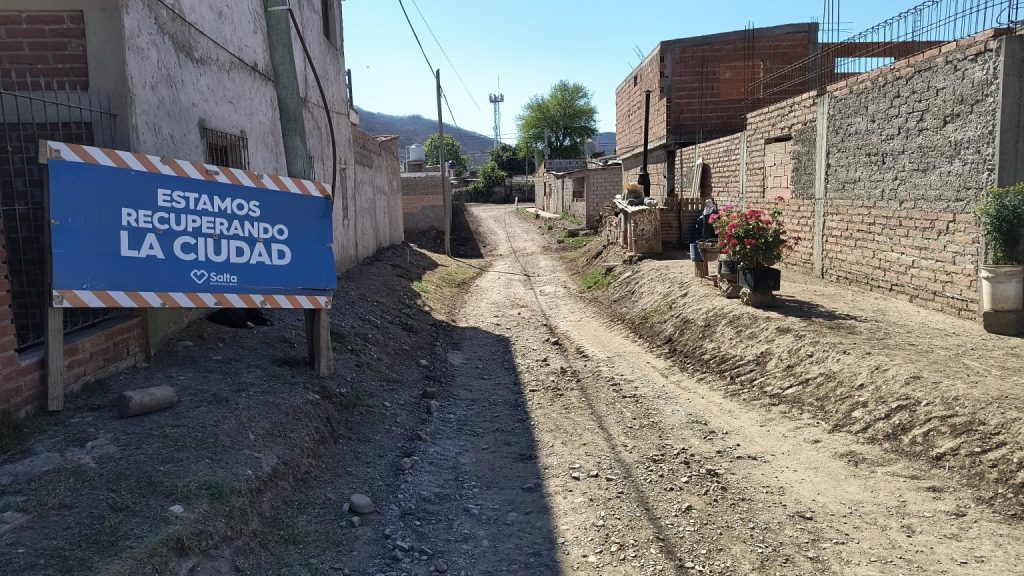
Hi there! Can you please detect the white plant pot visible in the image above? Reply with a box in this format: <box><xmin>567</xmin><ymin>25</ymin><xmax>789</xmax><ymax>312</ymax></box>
<box><xmin>980</xmin><ymin>265</ymin><xmax>1024</xmax><ymax>312</ymax></box>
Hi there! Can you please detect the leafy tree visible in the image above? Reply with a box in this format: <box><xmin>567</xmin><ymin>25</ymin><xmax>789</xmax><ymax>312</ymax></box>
<box><xmin>516</xmin><ymin>80</ymin><xmax>598</xmax><ymax>161</ymax></box>
<box><xmin>424</xmin><ymin>133</ymin><xmax>468</xmax><ymax>175</ymax></box>
<box><xmin>488</xmin><ymin>143</ymin><xmax>534</xmax><ymax>175</ymax></box>
<box><xmin>477</xmin><ymin>161</ymin><xmax>508</xmax><ymax>190</ymax></box>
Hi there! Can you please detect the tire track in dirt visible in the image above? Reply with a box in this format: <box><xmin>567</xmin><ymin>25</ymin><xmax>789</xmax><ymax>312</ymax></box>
<box><xmin>470</xmin><ymin>203</ymin><xmax>1024</xmax><ymax>575</ymax></box>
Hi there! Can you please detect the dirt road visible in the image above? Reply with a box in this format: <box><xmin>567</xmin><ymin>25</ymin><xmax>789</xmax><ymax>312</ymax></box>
<box><xmin>234</xmin><ymin>204</ymin><xmax>1024</xmax><ymax>576</ymax></box>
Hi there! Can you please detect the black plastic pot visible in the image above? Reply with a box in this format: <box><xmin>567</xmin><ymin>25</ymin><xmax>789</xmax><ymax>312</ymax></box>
<box><xmin>718</xmin><ymin>258</ymin><xmax>740</xmax><ymax>276</ymax></box>
<box><xmin>738</xmin><ymin>266</ymin><xmax>781</xmax><ymax>292</ymax></box>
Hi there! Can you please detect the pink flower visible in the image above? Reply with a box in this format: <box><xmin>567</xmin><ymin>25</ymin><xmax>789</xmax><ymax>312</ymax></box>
<box><xmin>721</xmin><ymin>248</ymin><xmax>730</xmax><ymax>255</ymax></box>
<box><xmin>722</xmin><ymin>204</ymin><xmax>735</xmax><ymax>211</ymax></box>
<box><xmin>745</xmin><ymin>239</ymin><xmax>757</xmax><ymax>247</ymax></box>
<box><xmin>708</xmin><ymin>213</ymin><xmax>718</xmax><ymax>223</ymax></box>
<box><xmin>729</xmin><ymin>239</ymin><xmax>739</xmax><ymax>247</ymax></box>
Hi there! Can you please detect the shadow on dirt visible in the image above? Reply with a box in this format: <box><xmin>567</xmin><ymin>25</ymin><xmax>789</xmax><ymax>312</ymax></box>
<box><xmin>0</xmin><ymin>242</ymin><xmax>562</xmax><ymax>576</ymax></box>
<box><xmin>770</xmin><ymin>295</ymin><xmax>866</xmax><ymax>322</ymax></box>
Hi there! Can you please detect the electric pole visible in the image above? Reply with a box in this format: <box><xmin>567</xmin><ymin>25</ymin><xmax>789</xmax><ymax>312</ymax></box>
<box><xmin>436</xmin><ymin>69</ymin><xmax>450</xmax><ymax>257</ymax></box>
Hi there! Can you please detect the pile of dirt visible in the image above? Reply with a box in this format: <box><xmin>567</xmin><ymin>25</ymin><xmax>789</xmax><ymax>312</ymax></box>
<box><xmin>0</xmin><ymin>243</ymin><xmax>481</xmax><ymax>575</ymax></box>
<box><xmin>574</xmin><ymin>239</ymin><xmax>1024</xmax><ymax>515</ymax></box>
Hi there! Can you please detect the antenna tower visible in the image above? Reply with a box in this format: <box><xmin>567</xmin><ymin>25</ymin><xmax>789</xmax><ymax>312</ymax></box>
<box><xmin>488</xmin><ymin>78</ymin><xmax>504</xmax><ymax>149</ymax></box>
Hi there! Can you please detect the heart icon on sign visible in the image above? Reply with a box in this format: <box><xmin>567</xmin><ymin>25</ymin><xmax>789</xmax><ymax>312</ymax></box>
<box><xmin>190</xmin><ymin>270</ymin><xmax>209</xmax><ymax>284</ymax></box>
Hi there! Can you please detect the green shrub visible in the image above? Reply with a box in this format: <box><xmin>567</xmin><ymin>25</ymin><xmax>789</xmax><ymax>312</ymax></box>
<box><xmin>581</xmin><ymin>269</ymin><xmax>616</xmax><ymax>290</ymax></box>
<box><xmin>561</xmin><ymin>211</ymin><xmax>582</xmax><ymax>226</ymax></box>
<box><xmin>978</xmin><ymin>183</ymin><xmax>1024</xmax><ymax>265</ymax></box>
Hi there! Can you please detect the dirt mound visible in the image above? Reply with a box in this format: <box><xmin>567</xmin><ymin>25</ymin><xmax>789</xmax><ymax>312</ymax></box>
<box><xmin>0</xmin><ymin>243</ymin><xmax>481</xmax><ymax>575</ymax></box>
<box><xmin>578</xmin><ymin>240</ymin><xmax>1024</xmax><ymax>515</ymax></box>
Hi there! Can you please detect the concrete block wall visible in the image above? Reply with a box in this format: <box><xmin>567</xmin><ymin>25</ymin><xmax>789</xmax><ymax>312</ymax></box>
<box><xmin>401</xmin><ymin>173</ymin><xmax>444</xmax><ymax>236</ymax></box>
<box><xmin>583</xmin><ymin>167</ymin><xmax>622</xmax><ymax>228</ymax></box>
<box><xmin>672</xmin><ymin>29</ymin><xmax>1013</xmax><ymax>319</ymax></box>
<box><xmin>0</xmin><ymin>10</ymin><xmax>88</xmax><ymax>90</ymax></box>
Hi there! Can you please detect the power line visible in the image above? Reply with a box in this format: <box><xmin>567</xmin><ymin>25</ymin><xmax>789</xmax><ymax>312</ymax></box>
<box><xmin>397</xmin><ymin>0</ymin><xmax>435</xmax><ymax>77</ymax></box>
<box><xmin>409</xmin><ymin>0</ymin><xmax>483</xmax><ymax>114</ymax></box>
<box><xmin>396</xmin><ymin>0</ymin><xmax>468</xmax><ymax>152</ymax></box>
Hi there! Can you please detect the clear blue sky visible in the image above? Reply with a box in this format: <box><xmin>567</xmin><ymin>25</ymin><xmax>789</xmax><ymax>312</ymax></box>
<box><xmin>342</xmin><ymin>0</ymin><xmax>923</xmax><ymax>148</ymax></box>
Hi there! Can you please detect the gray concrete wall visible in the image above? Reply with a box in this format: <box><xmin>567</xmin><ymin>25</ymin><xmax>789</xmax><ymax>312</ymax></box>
<box><xmin>348</xmin><ymin>130</ymin><xmax>403</xmax><ymax>264</ymax></box>
<box><xmin>827</xmin><ymin>42</ymin><xmax>1003</xmax><ymax>211</ymax></box>
<box><xmin>120</xmin><ymin>0</ymin><xmax>287</xmax><ymax>171</ymax></box>
<box><xmin>16</xmin><ymin>1</ymin><xmax>401</xmax><ymax>349</ymax></box>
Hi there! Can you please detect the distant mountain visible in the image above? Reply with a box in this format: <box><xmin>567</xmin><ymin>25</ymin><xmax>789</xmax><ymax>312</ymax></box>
<box><xmin>354</xmin><ymin>107</ymin><xmax>618</xmax><ymax>166</ymax></box>
<box><xmin>355</xmin><ymin>107</ymin><xmax>493</xmax><ymax>167</ymax></box>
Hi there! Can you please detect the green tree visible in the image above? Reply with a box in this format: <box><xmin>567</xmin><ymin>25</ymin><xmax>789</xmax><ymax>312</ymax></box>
<box><xmin>488</xmin><ymin>143</ymin><xmax>534</xmax><ymax>175</ymax></box>
<box><xmin>516</xmin><ymin>80</ymin><xmax>598</xmax><ymax>161</ymax></box>
<box><xmin>424</xmin><ymin>133</ymin><xmax>468</xmax><ymax>175</ymax></box>
<box><xmin>477</xmin><ymin>161</ymin><xmax>508</xmax><ymax>190</ymax></box>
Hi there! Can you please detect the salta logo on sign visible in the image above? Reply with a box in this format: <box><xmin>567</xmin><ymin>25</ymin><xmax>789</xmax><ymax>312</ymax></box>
<box><xmin>45</xmin><ymin>141</ymin><xmax>337</xmax><ymax>309</ymax></box>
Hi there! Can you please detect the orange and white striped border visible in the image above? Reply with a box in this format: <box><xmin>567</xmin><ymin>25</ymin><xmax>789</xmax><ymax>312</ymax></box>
<box><xmin>40</xmin><ymin>140</ymin><xmax>331</xmax><ymax>199</ymax></box>
<box><xmin>52</xmin><ymin>290</ymin><xmax>331</xmax><ymax>310</ymax></box>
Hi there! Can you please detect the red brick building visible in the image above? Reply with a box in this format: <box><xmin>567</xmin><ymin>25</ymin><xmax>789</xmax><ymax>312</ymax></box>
<box><xmin>616</xmin><ymin>23</ymin><xmax>819</xmax><ymax>200</ymax></box>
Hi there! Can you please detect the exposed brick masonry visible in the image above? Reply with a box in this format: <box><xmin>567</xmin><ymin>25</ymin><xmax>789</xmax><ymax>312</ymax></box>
<box><xmin>0</xmin><ymin>10</ymin><xmax>88</xmax><ymax>90</ymax></box>
<box><xmin>672</xmin><ymin>30</ymin><xmax>1007</xmax><ymax>319</ymax></box>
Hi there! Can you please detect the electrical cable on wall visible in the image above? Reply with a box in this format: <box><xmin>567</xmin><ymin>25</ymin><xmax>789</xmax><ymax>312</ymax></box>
<box><xmin>269</xmin><ymin>4</ymin><xmax>337</xmax><ymax>198</ymax></box>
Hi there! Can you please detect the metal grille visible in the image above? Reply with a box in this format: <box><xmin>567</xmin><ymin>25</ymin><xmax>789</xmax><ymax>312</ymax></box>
<box><xmin>747</xmin><ymin>0</ymin><xmax>1023</xmax><ymax>109</ymax></box>
<box><xmin>1</xmin><ymin>70</ymin><xmax>120</xmax><ymax>351</ymax></box>
<box><xmin>201</xmin><ymin>127</ymin><xmax>249</xmax><ymax>170</ymax></box>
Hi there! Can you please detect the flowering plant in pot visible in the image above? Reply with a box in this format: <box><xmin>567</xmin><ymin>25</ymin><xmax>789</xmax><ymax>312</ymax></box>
<box><xmin>976</xmin><ymin>184</ymin><xmax>1024</xmax><ymax>330</ymax></box>
<box><xmin>710</xmin><ymin>198</ymin><xmax>798</xmax><ymax>304</ymax></box>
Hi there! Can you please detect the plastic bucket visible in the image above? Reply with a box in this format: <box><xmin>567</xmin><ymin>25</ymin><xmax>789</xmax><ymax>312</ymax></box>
<box><xmin>689</xmin><ymin>243</ymin><xmax>703</xmax><ymax>262</ymax></box>
<box><xmin>980</xmin><ymin>265</ymin><xmax>1024</xmax><ymax>311</ymax></box>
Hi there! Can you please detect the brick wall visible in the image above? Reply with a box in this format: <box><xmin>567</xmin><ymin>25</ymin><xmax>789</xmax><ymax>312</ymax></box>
<box><xmin>0</xmin><ymin>212</ymin><xmax>147</xmax><ymax>418</ymax></box>
<box><xmin>615</xmin><ymin>46</ymin><xmax>666</xmax><ymax>157</ymax></box>
<box><xmin>677</xmin><ymin>133</ymin><xmax>743</xmax><ymax>199</ymax></box>
<box><xmin>622</xmin><ymin>148</ymin><xmax>670</xmax><ymax>200</ymax></box>
<box><xmin>668</xmin><ymin>29</ymin><xmax>815</xmax><ymax>143</ymax></box>
<box><xmin>0</xmin><ymin>10</ymin><xmax>88</xmax><ymax>90</ymax></box>
<box><xmin>668</xmin><ymin>29</ymin><xmax>1010</xmax><ymax>319</ymax></box>
<box><xmin>583</xmin><ymin>167</ymin><xmax>622</xmax><ymax>228</ymax></box>
<box><xmin>401</xmin><ymin>174</ymin><xmax>444</xmax><ymax>235</ymax></box>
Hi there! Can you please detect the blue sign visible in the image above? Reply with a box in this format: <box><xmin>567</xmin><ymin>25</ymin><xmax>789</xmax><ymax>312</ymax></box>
<box><xmin>48</xmin><ymin>154</ymin><xmax>336</xmax><ymax>304</ymax></box>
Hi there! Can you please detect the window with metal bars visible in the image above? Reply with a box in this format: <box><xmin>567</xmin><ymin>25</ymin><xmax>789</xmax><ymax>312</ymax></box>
<box><xmin>201</xmin><ymin>127</ymin><xmax>249</xmax><ymax>170</ymax></box>
<box><xmin>1</xmin><ymin>70</ymin><xmax>120</xmax><ymax>351</ymax></box>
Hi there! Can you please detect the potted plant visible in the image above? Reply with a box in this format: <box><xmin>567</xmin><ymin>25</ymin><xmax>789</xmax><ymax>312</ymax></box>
<box><xmin>977</xmin><ymin>184</ymin><xmax>1024</xmax><ymax>330</ymax></box>
<box><xmin>711</xmin><ymin>199</ymin><xmax>797</xmax><ymax>306</ymax></box>
<box><xmin>697</xmin><ymin>239</ymin><xmax>721</xmax><ymax>262</ymax></box>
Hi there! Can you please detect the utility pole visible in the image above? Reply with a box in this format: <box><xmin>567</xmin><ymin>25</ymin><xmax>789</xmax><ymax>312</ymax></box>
<box><xmin>264</xmin><ymin>0</ymin><xmax>331</xmax><ymax>376</ymax></box>
<box><xmin>436</xmin><ymin>69</ymin><xmax>450</xmax><ymax>257</ymax></box>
